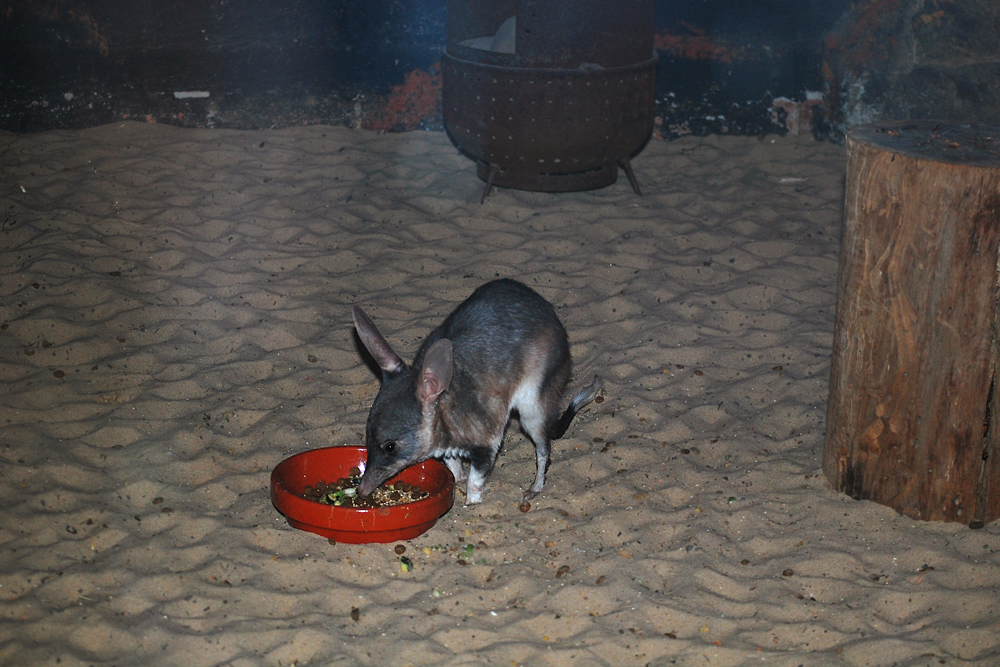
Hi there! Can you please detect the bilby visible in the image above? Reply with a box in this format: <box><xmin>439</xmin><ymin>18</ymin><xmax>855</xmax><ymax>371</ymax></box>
<box><xmin>352</xmin><ymin>279</ymin><xmax>601</xmax><ymax>504</ymax></box>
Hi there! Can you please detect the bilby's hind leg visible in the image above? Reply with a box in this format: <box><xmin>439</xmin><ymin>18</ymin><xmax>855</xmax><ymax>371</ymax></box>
<box><xmin>525</xmin><ymin>435</ymin><xmax>551</xmax><ymax>501</ymax></box>
<box><xmin>518</xmin><ymin>400</ymin><xmax>554</xmax><ymax>501</ymax></box>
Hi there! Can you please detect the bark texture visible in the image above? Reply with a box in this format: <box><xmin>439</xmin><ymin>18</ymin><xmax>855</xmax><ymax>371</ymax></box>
<box><xmin>824</xmin><ymin>120</ymin><xmax>1000</xmax><ymax>526</ymax></box>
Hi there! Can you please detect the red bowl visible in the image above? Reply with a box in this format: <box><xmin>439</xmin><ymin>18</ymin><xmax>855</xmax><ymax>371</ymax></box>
<box><xmin>270</xmin><ymin>446</ymin><xmax>455</xmax><ymax>544</ymax></box>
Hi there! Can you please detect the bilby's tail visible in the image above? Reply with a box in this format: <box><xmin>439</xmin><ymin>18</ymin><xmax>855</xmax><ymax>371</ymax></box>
<box><xmin>548</xmin><ymin>375</ymin><xmax>603</xmax><ymax>440</ymax></box>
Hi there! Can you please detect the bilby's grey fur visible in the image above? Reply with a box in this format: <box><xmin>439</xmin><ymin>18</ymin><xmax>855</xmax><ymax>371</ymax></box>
<box><xmin>352</xmin><ymin>279</ymin><xmax>602</xmax><ymax>504</ymax></box>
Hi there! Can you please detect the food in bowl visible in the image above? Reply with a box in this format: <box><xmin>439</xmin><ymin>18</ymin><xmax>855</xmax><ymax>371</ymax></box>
<box><xmin>303</xmin><ymin>466</ymin><xmax>430</xmax><ymax>508</ymax></box>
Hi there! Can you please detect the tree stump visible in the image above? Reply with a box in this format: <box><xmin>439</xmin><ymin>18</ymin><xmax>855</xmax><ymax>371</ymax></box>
<box><xmin>824</xmin><ymin>120</ymin><xmax>1000</xmax><ymax>527</ymax></box>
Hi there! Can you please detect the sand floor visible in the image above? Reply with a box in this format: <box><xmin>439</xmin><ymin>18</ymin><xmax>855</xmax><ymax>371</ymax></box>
<box><xmin>1</xmin><ymin>122</ymin><xmax>998</xmax><ymax>666</ymax></box>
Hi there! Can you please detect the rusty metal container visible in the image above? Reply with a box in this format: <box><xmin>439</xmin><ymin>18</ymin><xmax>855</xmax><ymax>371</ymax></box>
<box><xmin>442</xmin><ymin>0</ymin><xmax>657</xmax><ymax>196</ymax></box>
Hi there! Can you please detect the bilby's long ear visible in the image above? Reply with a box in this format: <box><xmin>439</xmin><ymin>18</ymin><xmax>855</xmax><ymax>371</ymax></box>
<box><xmin>418</xmin><ymin>339</ymin><xmax>453</xmax><ymax>404</ymax></box>
<box><xmin>352</xmin><ymin>306</ymin><xmax>404</xmax><ymax>374</ymax></box>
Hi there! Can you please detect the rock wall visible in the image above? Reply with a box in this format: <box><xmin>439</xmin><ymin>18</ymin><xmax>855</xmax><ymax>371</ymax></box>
<box><xmin>823</xmin><ymin>0</ymin><xmax>1000</xmax><ymax>137</ymax></box>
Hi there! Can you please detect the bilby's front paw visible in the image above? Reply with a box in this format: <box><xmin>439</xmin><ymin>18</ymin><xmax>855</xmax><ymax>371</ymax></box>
<box><xmin>444</xmin><ymin>457</ymin><xmax>465</xmax><ymax>482</ymax></box>
<box><xmin>465</xmin><ymin>469</ymin><xmax>485</xmax><ymax>505</ymax></box>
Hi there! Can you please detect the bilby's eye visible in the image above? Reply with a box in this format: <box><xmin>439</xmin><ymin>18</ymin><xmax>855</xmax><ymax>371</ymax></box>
<box><xmin>383</xmin><ymin>441</ymin><xmax>396</xmax><ymax>453</ymax></box>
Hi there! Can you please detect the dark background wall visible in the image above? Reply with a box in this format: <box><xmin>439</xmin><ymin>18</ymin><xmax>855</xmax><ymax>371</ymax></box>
<box><xmin>2</xmin><ymin>0</ymin><xmax>998</xmax><ymax>139</ymax></box>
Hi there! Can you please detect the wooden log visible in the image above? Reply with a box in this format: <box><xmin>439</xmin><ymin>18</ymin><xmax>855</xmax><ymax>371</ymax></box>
<box><xmin>824</xmin><ymin>120</ymin><xmax>1000</xmax><ymax>527</ymax></box>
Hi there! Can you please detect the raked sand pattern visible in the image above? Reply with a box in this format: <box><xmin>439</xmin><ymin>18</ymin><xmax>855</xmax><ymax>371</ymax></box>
<box><xmin>1</xmin><ymin>123</ymin><xmax>998</xmax><ymax>666</ymax></box>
